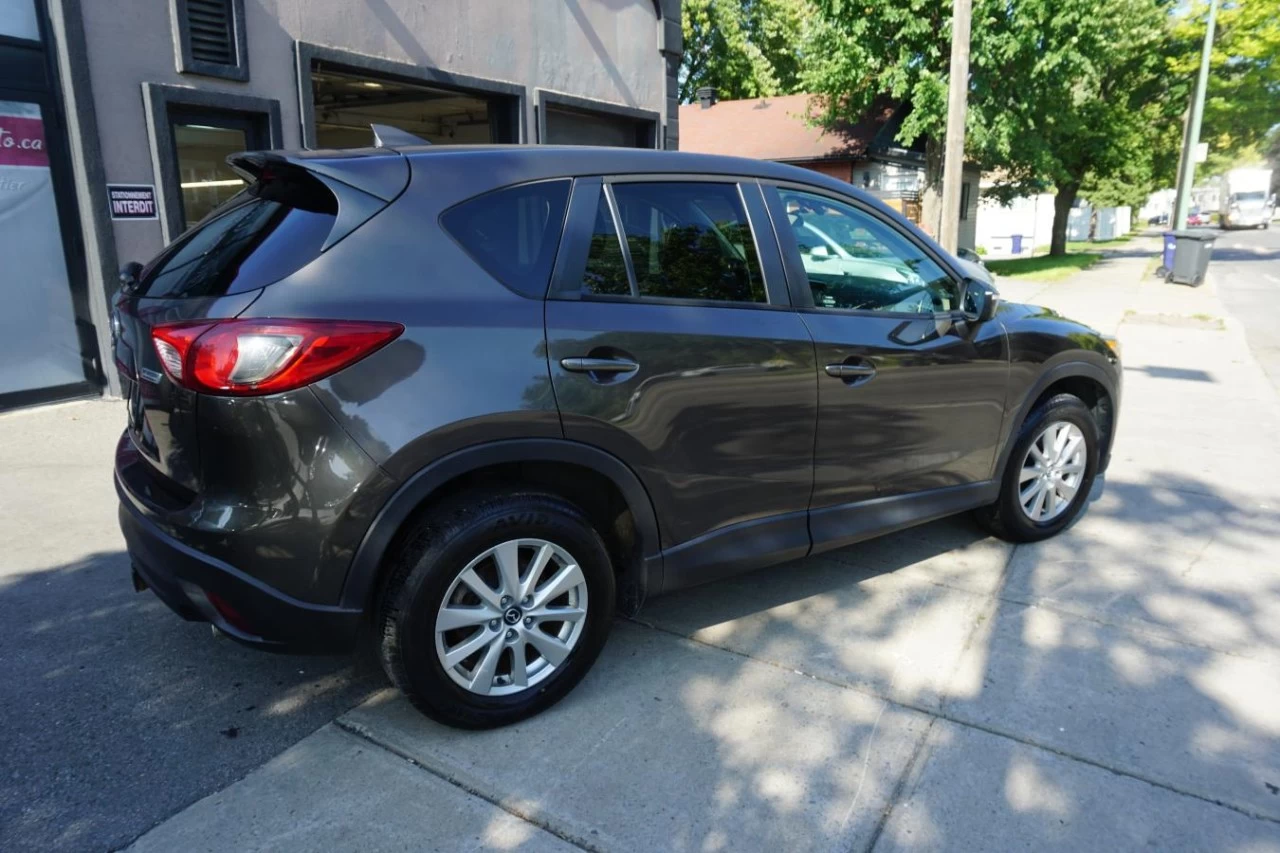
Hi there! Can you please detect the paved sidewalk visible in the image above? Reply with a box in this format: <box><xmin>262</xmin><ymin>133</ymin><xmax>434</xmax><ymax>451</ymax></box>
<box><xmin>18</xmin><ymin>237</ymin><xmax>1280</xmax><ymax>852</ymax></box>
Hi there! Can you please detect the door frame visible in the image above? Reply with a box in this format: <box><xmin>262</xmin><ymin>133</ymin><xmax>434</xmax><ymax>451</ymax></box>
<box><xmin>141</xmin><ymin>83</ymin><xmax>282</xmax><ymax>243</ymax></box>
<box><xmin>0</xmin><ymin>10</ymin><xmax>103</xmax><ymax>411</ymax></box>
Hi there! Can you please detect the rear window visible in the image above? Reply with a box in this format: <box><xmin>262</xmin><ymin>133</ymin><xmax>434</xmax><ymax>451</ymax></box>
<box><xmin>136</xmin><ymin>173</ymin><xmax>337</xmax><ymax>299</ymax></box>
<box><xmin>441</xmin><ymin>180</ymin><xmax>571</xmax><ymax>298</ymax></box>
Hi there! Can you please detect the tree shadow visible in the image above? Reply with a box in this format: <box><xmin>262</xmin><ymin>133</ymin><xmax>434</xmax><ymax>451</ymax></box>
<box><xmin>0</xmin><ymin>549</ymin><xmax>387</xmax><ymax>853</ymax></box>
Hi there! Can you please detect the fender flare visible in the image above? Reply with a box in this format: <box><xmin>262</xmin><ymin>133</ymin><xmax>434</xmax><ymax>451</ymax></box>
<box><xmin>994</xmin><ymin>360</ymin><xmax>1120</xmax><ymax>483</ymax></box>
<box><xmin>338</xmin><ymin>438</ymin><xmax>663</xmax><ymax>612</ymax></box>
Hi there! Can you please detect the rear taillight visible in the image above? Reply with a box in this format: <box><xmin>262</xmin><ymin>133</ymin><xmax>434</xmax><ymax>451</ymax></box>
<box><xmin>152</xmin><ymin>319</ymin><xmax>403</xmax><ymax>396</ymax></box>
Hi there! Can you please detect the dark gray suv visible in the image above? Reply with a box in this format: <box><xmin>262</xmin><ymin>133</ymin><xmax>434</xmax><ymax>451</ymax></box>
<box><xmin>114</xmin><ymin>141</ymin><xmax>1120</xmax><ymax>728</ymax></box>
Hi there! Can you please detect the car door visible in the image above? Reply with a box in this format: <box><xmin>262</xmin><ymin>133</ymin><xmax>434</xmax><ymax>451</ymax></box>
<box><xmin>762</xmin><ymin>183</ymin><xmax>1008</xmax><ymax>551</ymax></box>
<box><xmin>545</xmin><ymin>177</ymin><xmax>818</xmax><ymax>590</ymax></box>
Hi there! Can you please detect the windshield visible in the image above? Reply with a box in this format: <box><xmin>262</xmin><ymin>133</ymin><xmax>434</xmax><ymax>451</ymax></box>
<box><xmin>1232</xmin><ymin>191</ymin><xmax>1267</xmax><ymax>204</ymax></box>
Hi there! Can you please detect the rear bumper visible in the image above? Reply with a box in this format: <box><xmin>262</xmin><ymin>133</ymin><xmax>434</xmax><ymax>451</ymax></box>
<box><xmin>116</xmin><ymin>483</ymin><xmax>363</xmax><ymax>654</ymax></box>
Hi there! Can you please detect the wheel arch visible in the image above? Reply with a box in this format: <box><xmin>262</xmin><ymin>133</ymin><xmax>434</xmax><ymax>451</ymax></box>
<box><xmin>995</xmin><ymin>361</ymin><xmax>1119</xmax><ymax>483</ymax></box>
<box><xmin>340</xmin><ymin>439</ymin><xmax>664</xmax><ymax>616</ymax></box>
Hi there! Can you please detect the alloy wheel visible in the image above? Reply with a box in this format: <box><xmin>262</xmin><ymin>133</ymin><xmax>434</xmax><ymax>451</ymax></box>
<box><xmin>1018</xmin><ymin>421</ymin><xmax>1087</xmax><ymax>522</ymax></box>
<box><xmin>434</xmin><ymin>539</ymin><xmax>588</xmax><ymax>696</ymax></box>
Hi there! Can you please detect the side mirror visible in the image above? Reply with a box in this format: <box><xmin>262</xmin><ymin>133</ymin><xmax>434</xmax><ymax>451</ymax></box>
<box><xmin>810</xmin><ymin>245</ymin><xmax>830</xmax><ymax>259</ymax></box>
<box><xmin>961</xmin><ymin>277</ymin><xmax>1000</xmax><ymax>323</ymax></box>
<box><xmin>119</xmin><ymin>261</ymin><xmax>143</xmax><ymax>293</ymax></box>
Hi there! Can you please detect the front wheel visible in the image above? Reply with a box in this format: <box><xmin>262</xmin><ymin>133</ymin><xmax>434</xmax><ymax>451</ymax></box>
<box><xmin>975</xmin><ymin>393</ymin><xmax>1100</xmax><ymax>543</ymax></box>
<box><xmin>377</xmin><ymin>490</ymin><xmax>615</xmax><ymax>728</ymax></box>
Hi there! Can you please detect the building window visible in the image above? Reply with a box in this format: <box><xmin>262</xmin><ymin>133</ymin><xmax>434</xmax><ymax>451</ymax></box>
<box><xmin>960</xmin><ymin>182</ymin><xmax>971</xmax><ymax>220</ymax></box>
<box><xmin>143</xmin><ymin>84</ymin><xmax>281</xmax><ymax>241</ymax></box>
<box><xmin>309</xmin><ymin>65</ymin><xmax>519</xmax><ymax>148</ymax></box>
<box><xmin>168</xmin><ymin>110</ymin><xmax>267</xmax><ymax>229</ymax></box>
<box><xmin>172</xmin><ymin>0</ymin><xmax>248</xmax><ymax>82</ymax></box>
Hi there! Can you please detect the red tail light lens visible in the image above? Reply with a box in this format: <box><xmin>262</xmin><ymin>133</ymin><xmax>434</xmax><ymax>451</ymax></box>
<box><xmin>152</xmin><ymin>319</ymin><xmax>403</xmax><ymax>396</ymax></box>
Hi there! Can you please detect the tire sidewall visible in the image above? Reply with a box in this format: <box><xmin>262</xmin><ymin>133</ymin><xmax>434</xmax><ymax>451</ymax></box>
<box><xmin>998</xmin><ymin>395</ymin><xmax>1100</xmax><ymax>541</ymax></box>
<box><xmin>390</xmin><ymin>496</ymin><xmax>615</xmax><ymax>726</ymax></box>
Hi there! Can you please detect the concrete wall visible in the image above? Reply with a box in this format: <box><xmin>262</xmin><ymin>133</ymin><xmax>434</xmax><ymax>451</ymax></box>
<box><xmin>73</xmin><ymin>0</ymin><xmax>673</xmax><ymax>270</ymax></box>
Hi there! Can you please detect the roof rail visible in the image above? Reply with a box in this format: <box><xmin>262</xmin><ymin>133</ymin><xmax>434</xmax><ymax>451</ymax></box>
<box><xmin>371</xmin><ymin>123</ymin><xmax>429</xmax><ymax>149</ymax></box>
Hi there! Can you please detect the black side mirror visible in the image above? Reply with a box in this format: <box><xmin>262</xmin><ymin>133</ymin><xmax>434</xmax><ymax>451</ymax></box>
<box><xmin>961</xmin><ymin>277</ymin><xmax>1000</xmax><ymax>323</ymax></box>
<box><xmin>119</xmin><ymin>261</ymin><xmax>143</xmax><ymax>294</ymax></box>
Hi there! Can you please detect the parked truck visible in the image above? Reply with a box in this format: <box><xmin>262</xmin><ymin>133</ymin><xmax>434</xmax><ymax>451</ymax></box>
<box><xmin>1220</xmin><ymin>168</ymin><xmax>1275</xmax><ymax>229</ymax></box>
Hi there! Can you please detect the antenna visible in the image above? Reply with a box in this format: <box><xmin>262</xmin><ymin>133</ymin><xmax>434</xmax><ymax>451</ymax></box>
<box><xmin>371</xmin><ymin>124</ymin><xmax>429</xmax><ymax>148</ymax></box>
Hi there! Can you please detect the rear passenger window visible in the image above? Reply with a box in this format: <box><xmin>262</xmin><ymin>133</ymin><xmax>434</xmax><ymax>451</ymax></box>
<box><xmin>582</xmin><ymin>182</ymin><xmax>766</xmax><ymax>304</ymax></box>
<box><xmin>441</xmin><ymin>180</ymin><xmax>571</xmax><ymax>298</ymax></box>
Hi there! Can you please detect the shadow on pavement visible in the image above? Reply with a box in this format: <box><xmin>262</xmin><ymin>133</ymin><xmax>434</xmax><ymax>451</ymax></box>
<box><xmin>328</xmin><ymin>465</ymin><xmax>1280</xmax><ymax>851</ymax></box>
<box><xmin>0</xmin><ymin>548</ymin><xmax>387</xmax><ymax>852</ymax></box>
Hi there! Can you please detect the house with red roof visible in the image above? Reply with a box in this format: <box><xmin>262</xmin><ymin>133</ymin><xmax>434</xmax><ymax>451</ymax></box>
<box><xmin>678</xmin><ymin>89</ymin><xmax>980</xmax><ymax>250</ymax></box>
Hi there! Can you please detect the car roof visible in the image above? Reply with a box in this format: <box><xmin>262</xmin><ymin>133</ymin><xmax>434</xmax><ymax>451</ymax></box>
<box><xmin>278</xmin><ymin>143</ymin><xmax>883</xmax><ymax>206</ymax></box>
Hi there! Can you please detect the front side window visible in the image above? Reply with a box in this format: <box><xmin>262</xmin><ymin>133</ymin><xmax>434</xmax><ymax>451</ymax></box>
<box><xmin>779</xmin><ymin>188</ymin><xmax>957</xmax><ymax>314</ymax></box>
<box><xmin>581</xmin><ymin>182</ymin><xmax>766</xmax><ymax>304</ymax></box>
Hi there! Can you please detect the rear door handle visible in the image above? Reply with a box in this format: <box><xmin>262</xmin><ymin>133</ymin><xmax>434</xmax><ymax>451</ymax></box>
<box><xmin>824</xmin><ymin>363</ymin><xmax>877</xmax><ymax>379</ymax></box>
<box><xmin>560</xmin><ymin>357</ymin><xmax>640</xmax><ymax>375</ymax></box>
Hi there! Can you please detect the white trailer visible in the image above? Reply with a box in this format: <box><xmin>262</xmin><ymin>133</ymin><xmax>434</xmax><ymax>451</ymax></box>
<box><xmin>1220</xmin><ymin>168</ymin><xmax>1275</xmax><ymax>229</ymax></box>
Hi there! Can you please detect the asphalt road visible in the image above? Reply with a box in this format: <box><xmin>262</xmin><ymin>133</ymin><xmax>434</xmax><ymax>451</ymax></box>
<box><xmin>1211</xmin><ymin>222</ymin><xmax>1280</xmax><ymax>394</ymax></box>
<box><xmin>0</xmin><ymin>401</ymin><xmax>388</xmax><ymax>852</ymax></box>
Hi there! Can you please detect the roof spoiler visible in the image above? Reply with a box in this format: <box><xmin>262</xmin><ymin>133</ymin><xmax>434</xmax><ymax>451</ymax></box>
<box><xmin>371</xmin><ymin>123</ymin><xmax>429</xmax><ymax>149</ymax></box>
<box><xmin>227</xmin><ymin>149</ymin><xmax>411</xmax><ymax>251</ymax></box>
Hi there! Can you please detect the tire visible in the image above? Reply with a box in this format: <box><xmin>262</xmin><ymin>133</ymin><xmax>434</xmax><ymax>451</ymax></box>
<box><xmin>377</xmin><ymin>490</ymin><xmax>615</xmax><ymax>729</ymax></box>
<box><xmin>974</xmin><ymin>393</ymin><xmax>1100</xmax><ymax>543</ymax></box>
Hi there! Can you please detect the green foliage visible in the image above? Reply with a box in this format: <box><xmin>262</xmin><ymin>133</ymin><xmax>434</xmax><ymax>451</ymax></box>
<box><xmin>803</xmin><ymin>0</ymin><xmax>1183</xmax><ymax>254</ymax></box>
<box><xmin>679</xmin><ymin>0</ymin><xmax>811</xmax><ymax>102</ymax></box>
<box><xmin>986</xmin><ymin>252</ymin><xmax>1103</xmax><ymax>282</ymax></box>
<box><xmin>1174</xmin><ymin>0</ymin><xmax>1280</xmax><ymax>164</ymax></box>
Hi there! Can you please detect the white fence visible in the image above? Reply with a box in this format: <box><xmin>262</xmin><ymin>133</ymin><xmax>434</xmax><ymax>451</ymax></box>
<box><xmin>976</xmin><ymin>191</ymin><xmax>1132</xmax><ymax>256</ymax></box>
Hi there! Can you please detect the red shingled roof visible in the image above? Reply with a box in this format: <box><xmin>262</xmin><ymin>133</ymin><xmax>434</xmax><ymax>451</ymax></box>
<box><xmin>678</xmin><ymin>93</ymin><xmax>899</xmax><ymax>162</ymax></box>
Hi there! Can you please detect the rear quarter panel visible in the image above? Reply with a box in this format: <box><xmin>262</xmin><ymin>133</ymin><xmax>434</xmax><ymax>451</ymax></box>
<box><xmin>240</xmin><ymin>159</ymin><xmax>563</xmax><ymax>483</ymax></box>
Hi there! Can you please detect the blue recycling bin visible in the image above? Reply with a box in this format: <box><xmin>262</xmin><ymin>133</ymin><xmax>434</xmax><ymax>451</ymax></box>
<box><xmin>1011</xmin><ymin>234</ymin><xmax>1024</xmax><ymax>254</ymax></box>
<box><xmin>1159</xmin><ymin>231</ymin><xmax>1177</xmax><ymax>276</ymax></box>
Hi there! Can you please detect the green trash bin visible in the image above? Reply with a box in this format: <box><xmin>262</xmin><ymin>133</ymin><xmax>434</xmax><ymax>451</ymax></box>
<box><xmin>1167</xmin><ymin>230</ymin><xmax>1216</xmax><ymax>286</ymax></box>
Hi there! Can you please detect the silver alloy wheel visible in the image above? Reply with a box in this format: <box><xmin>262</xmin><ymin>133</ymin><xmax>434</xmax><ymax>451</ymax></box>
<box><xmin>434</xmin><ymin>539</ymin><xmax>588</xmax><ymax>697</ymax></box>
<box><xmin>1018</xmin><ymin>421</ymin><xmax>1087</xmax><ymax>522</ymax></box>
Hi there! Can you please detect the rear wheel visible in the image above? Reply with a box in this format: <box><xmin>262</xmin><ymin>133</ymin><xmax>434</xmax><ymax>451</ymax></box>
<box><xmin>975</xmin><ymin>393</ymin><xmax>1099</xmax><ymax>543</ymax></box>
<box><xmin>377</xmin><ymin>490</ymin><xmax>615</xmax><ymax>728</ymax></box>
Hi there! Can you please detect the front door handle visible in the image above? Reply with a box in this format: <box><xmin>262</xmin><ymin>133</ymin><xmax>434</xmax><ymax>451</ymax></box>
<box><xmin>825</xmin><ymin>363</ymin><xmax>877</xmax><ymax>380</ymax></box>
<box><xmin>560</xmin><ymin>357</ymin><xmax>640</xmax><ymax>375</ymax></box>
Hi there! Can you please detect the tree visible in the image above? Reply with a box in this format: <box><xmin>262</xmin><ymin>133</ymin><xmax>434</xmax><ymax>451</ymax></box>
<box><xmin>799</xmin><ymin>0</ymin><xmax>1026</xmax><ymax>240</ymax></box>
<box><xmin>804</xmin><ymin>0</ymin><xmax>1183</xmax><ymax>255</ymax></box>
<box><xmin>1174</xmin><ymin>0</ymin><xmax>1280</xmax><ymax>165</ymax></box>
<box><xmin>679</xmin><ymin>0</ymin><xmax>810</xmax><ymax>103</ymax></box>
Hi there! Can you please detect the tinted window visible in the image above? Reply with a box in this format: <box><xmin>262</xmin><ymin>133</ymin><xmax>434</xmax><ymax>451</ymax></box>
<box><xmin>779</xmin><ymin>189</ymin><xmax>956</xmax><ymax>314</ymax></box>
<box><xmin>603</xmin><ymin>182</ymin><xmax>765</xmax><ymax>304</ymax></box>
<box><xmin>442</xmin><ymin>180</ymin><xmax>571</xmax><ymax>297</ymax></box>
<box><xmin>582</xmin><ymin>190</ymin><xmax>631</xmax><ymax>296</ymax></box>
<box><xmin>138</xmin><ymin>173</ymin><xmax>337</xmax><ymax>299</ymax></box>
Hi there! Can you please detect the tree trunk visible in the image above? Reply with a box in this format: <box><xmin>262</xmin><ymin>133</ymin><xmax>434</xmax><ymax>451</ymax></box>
<box><xmin>1088</xmin><ymin>206</ymin><xmax>1098</xmax><ymax>242</ymax></box>
<box><xmin>1050</xmin><ymin>183</ymin><xmax>1080</xmax><ymax>256</ymax></box>
<box><xmin>920</xmin><ymin>137</ymin><xmax>945</xmax><ymax>240</ymax></box>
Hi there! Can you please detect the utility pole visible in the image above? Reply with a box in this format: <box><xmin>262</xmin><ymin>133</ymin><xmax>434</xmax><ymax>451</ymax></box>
<box><xmin>1172</xmin><ymin>0</ymin><xmax>1218</xmax><ymax>230</ymax></box>
<box><xmin>939</xmin><ymin>0</ymin><xmax>972</xmax><ymax>253</ymax></box>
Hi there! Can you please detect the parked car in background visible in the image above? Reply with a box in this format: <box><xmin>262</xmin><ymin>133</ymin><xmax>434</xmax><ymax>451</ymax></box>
<box><xmin>1186</xmin><ymin>207</ymin><xmax>1209</xmax><ymax>227</ymax></box>
<box><xmin>113</xmin><ymin>139</ymin><xmax>1121</xmax><ymax>729</ymax></box>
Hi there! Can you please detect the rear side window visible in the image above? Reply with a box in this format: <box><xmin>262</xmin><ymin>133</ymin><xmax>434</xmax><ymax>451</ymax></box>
<box><xmin>441</xmin><ymin>180</ymin><xmax>571</xmax><ymax>298</ymax></box>
<box><xmin>583</xmin><ymin>181</ymin><xmax>765</xmax><ymax>304</ymax></box>
<box><xmin>137</xmin><ymin>172</ymin><xmax>337</xmax><ymax>299</ymax></box>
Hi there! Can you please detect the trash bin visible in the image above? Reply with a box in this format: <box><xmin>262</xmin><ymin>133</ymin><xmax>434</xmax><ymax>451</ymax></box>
<box><xmin>1011</xmin><ymin>234</ymin><xmax>1024</xmax><ymax>255</ymax></box>
<box><xmin>1167</xmin><ymin>230</ymin><xmax>1216</xmax><ymax>286</ymax></box>
<box><xmin>1157</xmin><ymin>231</ymin><xmax>1177</xmax><ymax>277</ymax></box>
